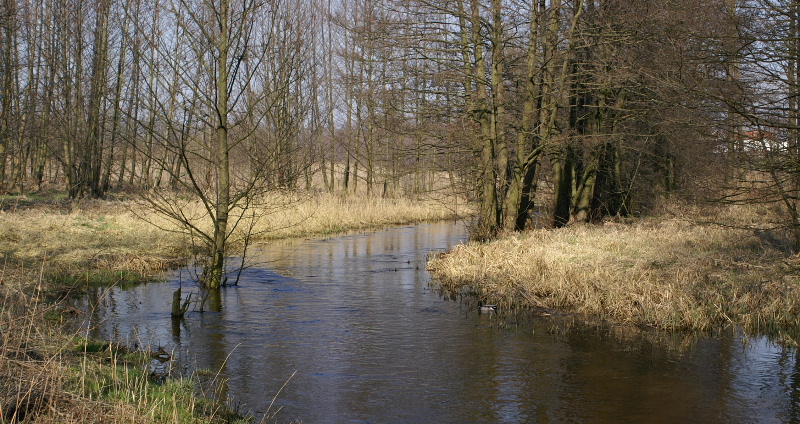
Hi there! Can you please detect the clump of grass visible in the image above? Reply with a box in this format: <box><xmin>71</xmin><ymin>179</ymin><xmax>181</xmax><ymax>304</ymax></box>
<box><xmin>245</xmin><ymin>192</ymin><xmax>468</xmax><ymax>241</ymax></box>
<box><xmin>0</xmin><ymin>191</ymin><xmax>469</xmax><ymax>296</ymax></box>
<box><xmin>135</xmin><ymin>190</ymin><xmax>468</xmax><ymax>244</ymax></box>
<box><xmin>0</xmin><ymin>199</ymin><xmax>189</xmax><ymax>295</ymax></box>
<box><xmin>428</xmin><ymin>204</ymin><xmax>800</xmax><ymax>343</ymax></box>
<box><xmin>0</xmin><ymin>274</ymin><xmax>247</xmax><ymax>423</ymax></box>
<box><xmin>0</xmin><ymin>190</ymin><xmax>469</xmax><ymax>422</ymax></box>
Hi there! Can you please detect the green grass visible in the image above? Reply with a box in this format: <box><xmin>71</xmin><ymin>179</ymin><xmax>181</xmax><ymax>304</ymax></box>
<box><xmin>1</xmin><ymin>308</ymin><xmax>249</xmax><ymax>423</ymax></box>
<box><xmin>46</xmin><ymin>269</ymin><xmax>155</xmax><ymax>298</ymax></box>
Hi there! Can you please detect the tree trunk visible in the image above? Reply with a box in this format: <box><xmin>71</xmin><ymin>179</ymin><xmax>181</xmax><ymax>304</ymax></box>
<box><xmin>206</xmin><ymin>0</ymin><xmax>232</xmax><ymax>289</ymax></box>
<box><xmin>503</xmin><ymin>0</ymin><xmax>543</xmax><ymax>231</ymax></box>
<box><xmin>0</xmin><ymin>0</ymin><xmax>14</xmax><ymax>193</ymax></box>
<box><xmin>553</xmin><ymin>147</ymin><xmax>574</xmax><ymax>227</ymax></box>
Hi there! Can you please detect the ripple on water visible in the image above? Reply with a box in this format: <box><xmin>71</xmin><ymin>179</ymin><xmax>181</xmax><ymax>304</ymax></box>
<box><xmin>78</xmin><ymin>222</ymin><xmax>800</xmax><ymax>423</ymax></box>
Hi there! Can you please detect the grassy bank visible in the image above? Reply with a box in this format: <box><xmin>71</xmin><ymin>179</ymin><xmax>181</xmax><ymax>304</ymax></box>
<box><xmin>0</xmin><ymin>190</ymin><xmax>469</xmax><ymax>423</ymax></box>
<box><xmin>0</xmin><ymin>191</ymin><xmax>467</xmax><ymax>290</ymax></box>
<box><xmin>428</xmin><ymin>204</ymin><xmax>800</xmax><ymax>343</ymax></box>
<box><xmin>0</xmin><ymin>282</ymin><xmax>248</xmax><ymax>423</ymax></box>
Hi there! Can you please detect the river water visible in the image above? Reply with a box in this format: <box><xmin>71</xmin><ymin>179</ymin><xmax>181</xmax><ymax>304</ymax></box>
<box><xmin>78</xmin><ymin>221</ymin><xmax>800</xmax><ymax>423</ymax></box>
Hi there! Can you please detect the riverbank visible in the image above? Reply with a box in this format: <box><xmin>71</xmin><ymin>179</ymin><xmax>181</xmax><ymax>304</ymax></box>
<box><xmin>1</xmin><ymin>277</ymin><xmax>254</xmax><ymax>423</ymax></box>
<box><xmin>428</xmin><ymin>203</ymin><xmax>800</xmax><ymax>344</ymax></box>
<box><xmin>0</xmin><ymin>190</ymin><xmax>469</xmax><ymax>423</ymax></box>
<box><xmin>0</xmin><ymin>191</ymin><xmax>468</xmax><ymax>293</ymax></box>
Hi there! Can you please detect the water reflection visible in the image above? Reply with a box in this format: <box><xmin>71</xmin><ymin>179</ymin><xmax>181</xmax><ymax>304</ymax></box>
<box><xmin>78</xmin><ymin>221</ymin><xmax>800</xmax><ymax>423</ymax></box>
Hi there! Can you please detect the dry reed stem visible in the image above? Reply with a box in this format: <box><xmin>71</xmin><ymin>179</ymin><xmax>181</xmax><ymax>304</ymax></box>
<box><xmin>0</xmin><ymin>191</ymin><xmax>468</xmax><ymax>422</ymax></box>
<box><xmin>0</xmin><ymin>273</ymin><xmax>243</xmax><ymax>423</ymax></box>
<box><xmin>0</xmin><ymin>192</ymin><xmax>468</xmax><ymax>289</ymax></box>
<box><xmin>429</xmin><ymin>205</ymin><xmax>800</xmax><ymax>339</ymax></box>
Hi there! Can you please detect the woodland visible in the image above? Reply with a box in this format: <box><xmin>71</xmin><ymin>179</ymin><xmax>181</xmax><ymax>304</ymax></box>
<box><xmin>1</xmin><ymin>0</ymin><xmax>800</xmax><ymax>284</ymax></box>
<box><xmin>5</xmin><ymin>2</ymin><xmax>800</xmax><ymax>421</ymax></box>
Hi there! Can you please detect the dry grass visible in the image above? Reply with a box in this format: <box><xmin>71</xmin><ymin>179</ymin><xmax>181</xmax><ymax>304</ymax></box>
<box><xmin>0</xmin><ymin>191</ymin><xmax>468</xmax><ymax>290</ymax></box>
<box><xmin>428</xmin><ymin>203</ymin><xmax>800</xmax><ymax>342</ymax></box>
<box><xmin>0</xmin><ymin>190</ymin><xmax>468</xmax><ymax>423</ymax></box>
<box><xmin>139</xmin><ymin>190</ymin><xmax>467</xmax><ymax>244</ymax></box>
<box><xmin>242</xmin><ymin>192</ymin><xmax>467</xmax><ymax>242</ymax></box>
<box><xmin>0</xmin><ymin>189</ymin><xmax>468</xmax><ymax>423</ymax></box>
<box><xmin>0</xmin><ymin>271</ymin><xmax>247</xmax><ymax>423</ymax></box>
<box><xmin>0</xmin><ymin>199</ymin><xmax>186</xmax><ymax>285</ymax></box>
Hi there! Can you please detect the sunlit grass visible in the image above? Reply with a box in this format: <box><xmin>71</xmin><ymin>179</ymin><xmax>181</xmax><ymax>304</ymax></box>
<box><xmin>428</xmin><ymin>203</ymin><xmax>800</xmax><ymax>342</ymax></box>
<box><xmin>0</xmin><ymin>189</ymin><xmax>470</xmax><ymax>422</ymax></box>
<box><xmin>0</xmin><ymin>276</ymin><xmax>246</xmax><ymax>423</ymax></box>
<box><xmin>0</xmin><ymin>191</ymin><xmax>470</xmax><ymax>291</ymax></box>
<box><xmin>240</xmin><ymin>191</ymin><xmax>468</xmax><ymax>241</ymax></box>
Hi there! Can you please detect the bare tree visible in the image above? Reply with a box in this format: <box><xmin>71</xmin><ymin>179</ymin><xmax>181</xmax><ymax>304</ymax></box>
<box><xmin>0</xmin><ymin>0</ymin><xmax>15</xmax><ymax>192</ymax></box>
<box><xmin>131</xmin><ymin>0</ymin><xmax>320</xmax><ymax>290</ymax></box>
<box><xmin>709</xmin><ymin>0</ymin><xmax>800</xmax><ymax>249</ymax></box>
<box><xmin>128</xmin><ymin>0</ymin><xmax>252</xmax><ymax>289</ymax></box>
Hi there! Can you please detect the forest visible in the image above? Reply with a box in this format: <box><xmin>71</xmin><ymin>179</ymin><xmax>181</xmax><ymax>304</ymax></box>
<box><xmin>4</xmin><ymin>0</ymin><xmax>800</xmax><ymax>421</ymax></box>
<box><xmin>2</xmin><ymin>0</ymin><xmax>800</xmax><ymax>278</ymax></box>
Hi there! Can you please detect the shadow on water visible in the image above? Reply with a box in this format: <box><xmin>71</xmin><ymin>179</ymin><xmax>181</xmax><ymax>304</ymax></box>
<box><xmin>78</xmin><ymin>221</ymin><xmax>800</xmax><ymax>423</ymax></box>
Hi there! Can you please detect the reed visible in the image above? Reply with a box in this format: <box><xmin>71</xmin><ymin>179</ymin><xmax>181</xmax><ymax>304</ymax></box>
<box><xmin>233</xmin><ymin>191</ymin><xmax>467</xmax><ymax>242</ymax></box>
<box><xmin>0</xmin><ymin>191</ymin><xmax>469</xmax><ymax>291</ymax></box>
<box><xmin>0</xmin><ymin>271</ymin><xmax>246</xmax><ymax>423</ymax></box>
<box><xmin>428</xmin><ymin>203</ymin><xmax>800</xmax><ymax>342</ymax></box>
<box><xmin>0</xmin><ymin>190</ymin><xmax>468</xmax><ymax>422</ymax></box>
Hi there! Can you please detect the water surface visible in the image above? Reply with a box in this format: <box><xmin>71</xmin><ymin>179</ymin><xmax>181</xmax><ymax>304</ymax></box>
<box><xmin>80</xmin><ymin>221</ymin><xmax>800</xmax><ymax>423</ymax></box>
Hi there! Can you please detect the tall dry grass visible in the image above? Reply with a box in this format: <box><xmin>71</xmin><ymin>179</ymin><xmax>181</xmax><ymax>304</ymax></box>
<box><xmin>0</xmin><ymin>199</ymin><xmax>186</xmax><ymax>288</ymax></box>
<box><xmin>0</xmin><ymin>192</ymin><xmax>468</xmax><ymax>288</ymax></box>
<box><xmin>428</xmin><ymin>203</ymin><xmax>800</xmax><ymax>342</ymax></box>
<box><xmin>0</xmin><ymin>190</ymin><xmax>468</xmax><ymax>423</ymax></box>
<box><xmin>231</xmin><ymin>191</ymin><xmax>468</xmax><ymax>242</ymax></box>
<box><xmin>0</xmin><ymin>271</ymin><xmax>247</xmax><ymax>423</ymax></box>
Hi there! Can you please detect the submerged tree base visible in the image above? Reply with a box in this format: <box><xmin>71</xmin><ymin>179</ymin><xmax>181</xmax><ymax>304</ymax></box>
<box><xmin>428</xmin><ymin>203</ymin><xmax>800</xmax><ymax>344</ymax></box>
<box><xmin>0</xmin><ymin>189</ymin><xmax>471</xmax><ymax>423</ymax></box>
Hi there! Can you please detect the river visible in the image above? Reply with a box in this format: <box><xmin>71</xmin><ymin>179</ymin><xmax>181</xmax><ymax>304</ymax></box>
<box><xmin>78</xmin><ymin>221</ymin><xmax>800</xmax><ymax>423</ymax></box>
